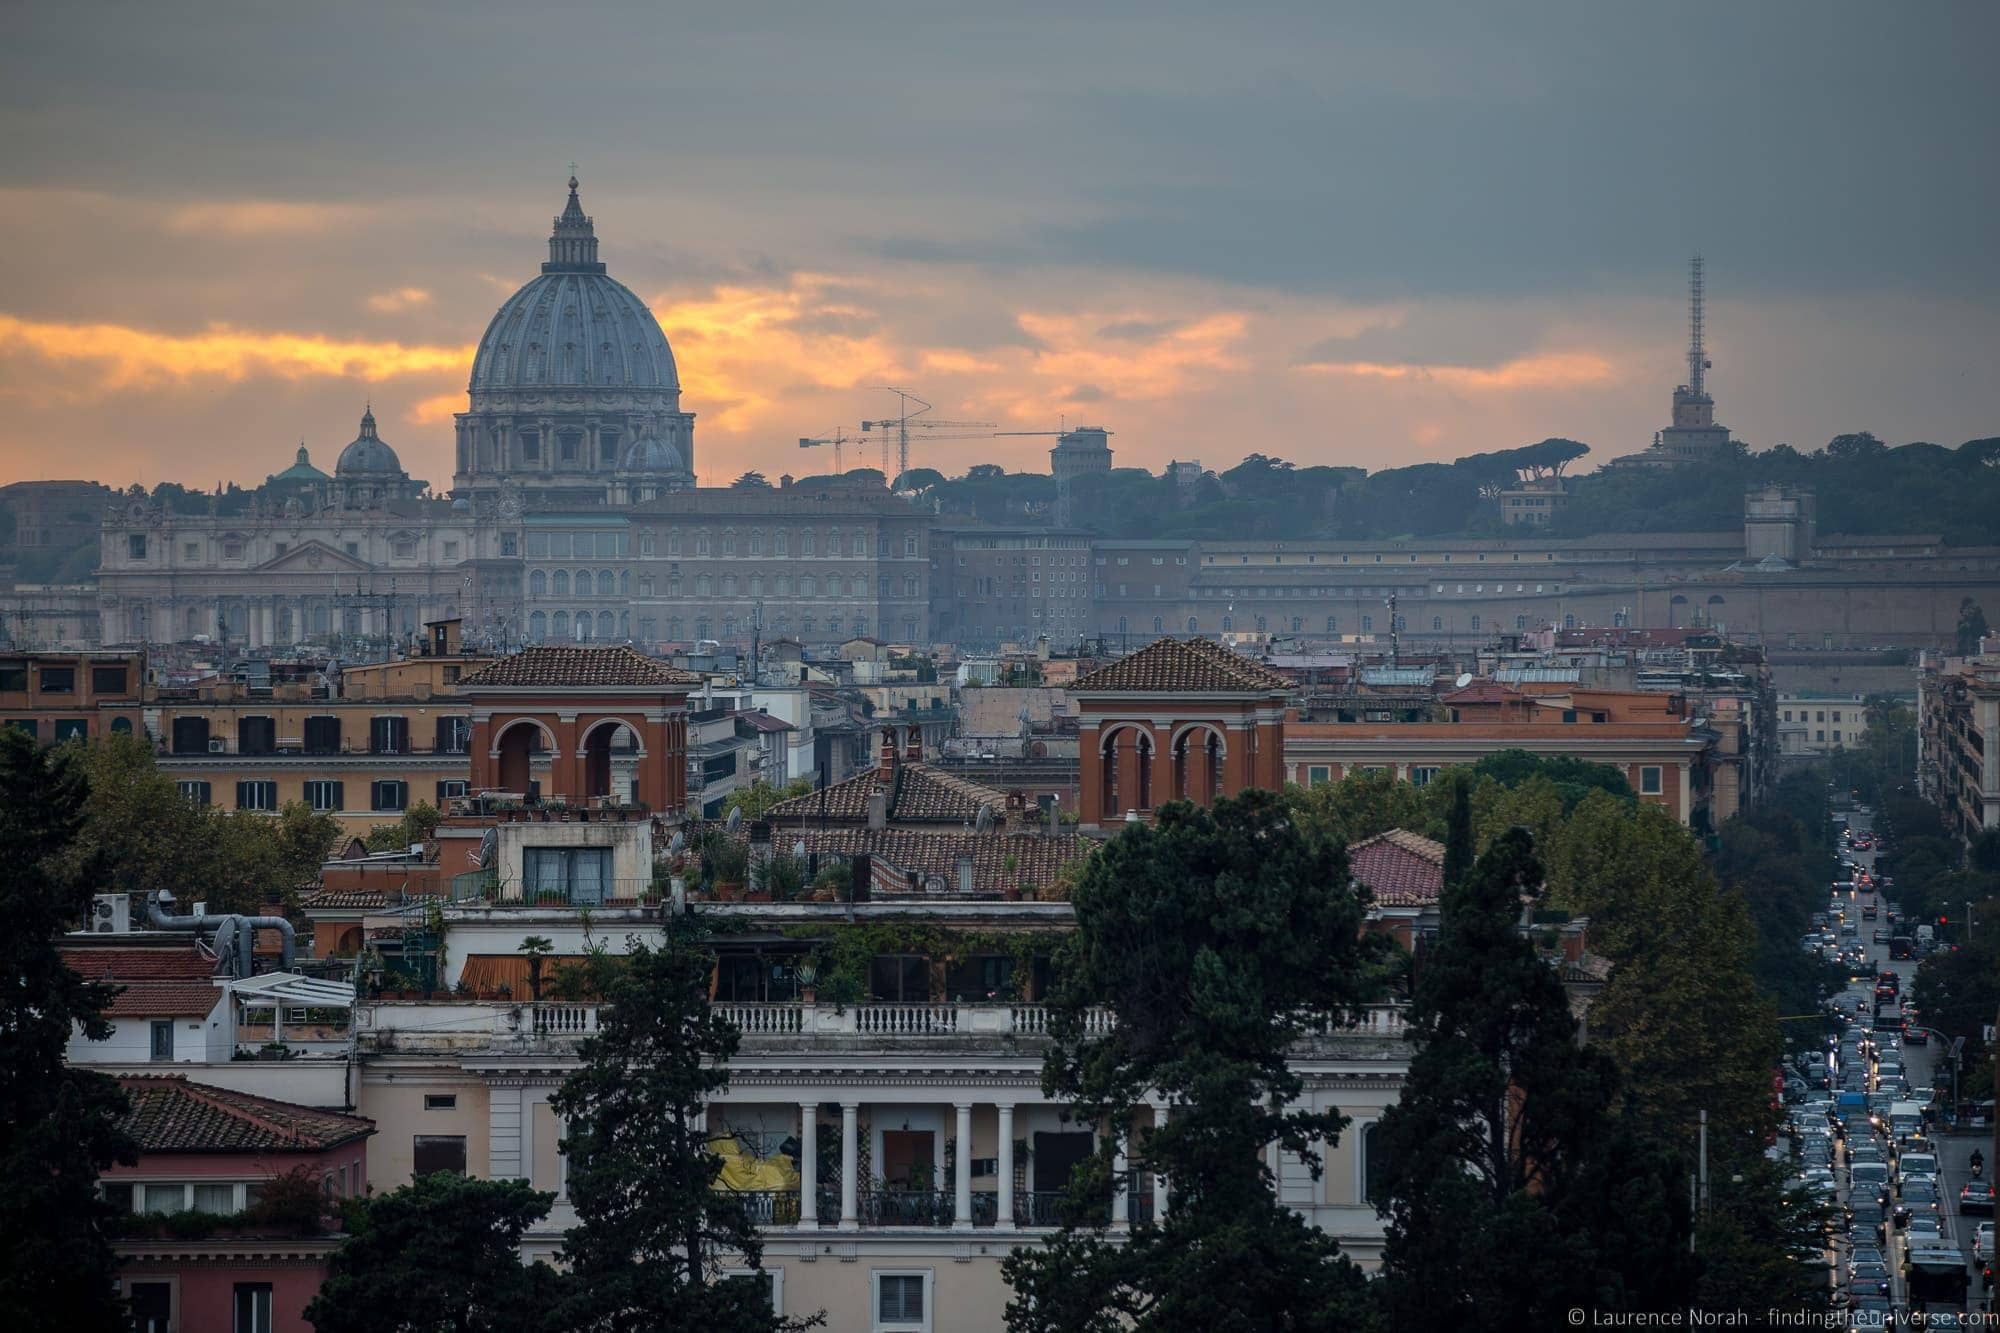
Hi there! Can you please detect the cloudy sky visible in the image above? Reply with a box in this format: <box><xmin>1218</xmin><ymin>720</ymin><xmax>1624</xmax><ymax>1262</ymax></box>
<box><xmin>1</xmin><ymin>1</ymin><xmax>1994</xmax><ymax>490</ymax></box>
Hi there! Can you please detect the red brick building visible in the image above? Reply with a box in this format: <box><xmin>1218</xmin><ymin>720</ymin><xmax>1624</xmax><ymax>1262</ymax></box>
<box><xmin>1070</xmin><ymin>637</ymin><xmax>1291</xmax><ymax>828</ymax></box>
<box><xmin>107</xmin><ymin>1075</ymin><xmax>373</xmax><ymax>1333</ymax></box>
<box><xmin>461</xmin><ymin>645</ymin><xmax>701</xmax><ymax>812</ymax></box>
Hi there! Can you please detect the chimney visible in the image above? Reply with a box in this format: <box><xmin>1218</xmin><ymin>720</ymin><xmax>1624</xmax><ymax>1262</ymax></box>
<box><xmin>956</xmin><ymin>853</ymin><xmax>975</xmax><ymax>895</ymax></box>
<box><xmin>904</xmin><ymin>724</ymin><xmax>922</xmax><ymax>763</ymax></box>
<box><xmin>1045</xmin><ymin>798</ymin><xmax>1061</xmax><ymax>838</ymax></box>
<box><xmin>849</xmin><ymin>853</ymin><xmax>872</xmax><ymax>903</ymax></box>
<box><xmin>867</xmin><ymin>790</ymin><xmax>888</xmax><ymax>831</ymax></box>
<box><xmin>877</xmin><ymin>727</ymin><xmax>898</xmax><ymax>780</ymax></box>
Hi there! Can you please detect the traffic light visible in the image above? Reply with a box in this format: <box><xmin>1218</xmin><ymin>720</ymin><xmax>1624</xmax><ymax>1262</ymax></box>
<box><xmin>1938</xmin><ymin>915</ymin><xmax>1948</xmax><ymax>927</ymax></box>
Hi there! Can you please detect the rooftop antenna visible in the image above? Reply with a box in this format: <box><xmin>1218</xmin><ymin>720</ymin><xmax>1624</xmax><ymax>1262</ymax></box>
<box><xmin>1687</xmin><ymin>253</ymin><xmax>1708</xmax><ymax>398</ymax></box>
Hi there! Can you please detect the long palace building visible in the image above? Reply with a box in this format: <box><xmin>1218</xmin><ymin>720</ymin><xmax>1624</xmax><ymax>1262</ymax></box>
<box><xmin>92</xmin><ymin>178</ymin><xmax>929</xmax><ymax>655</ymax></box>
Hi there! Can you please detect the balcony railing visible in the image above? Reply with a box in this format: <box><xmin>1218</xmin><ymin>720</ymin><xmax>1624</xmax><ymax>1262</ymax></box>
<box><xmin>448</xmin><ymin>876</ymin><xmax>659</xmax><ymax>908</ymax></box>
<box><xmin>860</xmin><ymin>1188</ymin><xmax>954</xmax><ymax>1227</ymax></box>
<box><xmin>530</xmin><ymin>1004</ymin><xmax>600</xmax><ymax>1037</ymax></box>
<box><xmin>706</xmin><ymin>1002</ymin><xmax>1401</xmax><ymax>1041</ymax></box>
<box><xmin>730</xmin><ymin>1189</ymin><xmax>802</xmax><ymax>1227</ymax></box>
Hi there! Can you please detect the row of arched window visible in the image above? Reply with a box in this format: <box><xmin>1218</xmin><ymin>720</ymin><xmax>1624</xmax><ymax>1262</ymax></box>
<box><xmin>528</xmin><ymin>569</ymin><xmax>628</xmax><ymax>598</ymax></box>
<box><xmin>527</xmin><ymin>610</ymin><xmax>630</xmax><ymax>641</ymax></box>
<box><xmin>634</xmin><ymin>529</ymin><xmax>912</xmax><ymax>559</ymax></box>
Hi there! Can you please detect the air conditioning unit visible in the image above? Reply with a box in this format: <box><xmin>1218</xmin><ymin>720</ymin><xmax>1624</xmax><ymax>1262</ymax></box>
<box><xmin>92</xmin><ymin>893</ymin><xmax>130</xmax><ymax>934</ymax></box>
<box><xmin>207</xmin><ymin>738</ymin><xmax>226</xmax><ymax>753</ymax></box>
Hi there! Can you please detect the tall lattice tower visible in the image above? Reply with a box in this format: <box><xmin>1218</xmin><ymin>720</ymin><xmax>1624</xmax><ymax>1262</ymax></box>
<box><xmin>1687</xmin><ymin>253</ymin><xmax>1708</xmax><ymax>399</ymax></box>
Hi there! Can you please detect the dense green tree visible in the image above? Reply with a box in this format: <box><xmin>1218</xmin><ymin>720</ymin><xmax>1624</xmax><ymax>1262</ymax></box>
<box><xmin>1284</xmin><ymin>766</ymin><xmax>1441</xmax><ymax>846</ymax></box>
<box><xmin>1372</xmin><ymin>827</ymin><xmax>1695</xmax><ymax>1326</ymax></box>
<box><xmin>50</xmin><ymin>734</ymin><xmax>336</xmax><ymax>917</ymax></box>
<box><xmin>719</xmin><ymin>778</ymin><xmax>812</xmax><ymax>820</ymax></box>
<box><xmin>1466</xmin><ymin>749</ymin><xmax>1635</xmax><ymax>811</ymax></box>
<box><xmin>363</xmin><ymin>801</ymin><xmax>443</xmax><ymax>853</ymax></box>
<box><xmin>550</xmin><ymin>922</ymin><xmax>810</xmax><ymax>1332</ymax></box>
<box><xmin>1002</xmin><ymin>790</ymin><xmax>1389</xmax><ymax>1332</ymax></box>
<box><xmin>305</xmin><ymin>1174</ymin><xmax>561</xmax><ymax>1333</ymax></box>
<box><xmin>0</xmin><ymin>731</ymin><xmax>138</xmax><ymax>1331</ymax></box>
<box><xmin>1958</xmin><ymin>596</ymin><xmax>1991</xmax><ymax>655</ymax></box>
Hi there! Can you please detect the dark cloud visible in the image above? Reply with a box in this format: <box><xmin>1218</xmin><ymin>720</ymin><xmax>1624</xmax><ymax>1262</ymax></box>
<box><xmin>1063</xmin><ymin>383</ymin><xmax>1108</xmax><ymax>402</ymax></box>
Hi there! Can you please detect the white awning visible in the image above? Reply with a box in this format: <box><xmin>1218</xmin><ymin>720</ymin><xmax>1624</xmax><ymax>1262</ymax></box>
<box><xmin>226</xmin><ymin>971</ymin><xmax>356</xmax><ymax>1010</ymax></box>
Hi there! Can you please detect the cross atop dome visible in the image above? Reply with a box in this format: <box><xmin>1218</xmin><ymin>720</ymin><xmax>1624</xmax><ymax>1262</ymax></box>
<box><xmin>545</xmin><ymin>171</ymin><xmax>604</xmax><ymax>275</ymax></box>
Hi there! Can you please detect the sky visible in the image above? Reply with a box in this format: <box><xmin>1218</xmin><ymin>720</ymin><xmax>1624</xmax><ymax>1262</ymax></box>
<box><xmin>0</xmin><ymin>1</ymin><xmax>1995</xmax><ymax>491</ymax></box>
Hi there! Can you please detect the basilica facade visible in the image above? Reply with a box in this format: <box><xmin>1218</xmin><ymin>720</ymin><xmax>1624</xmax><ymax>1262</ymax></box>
<box><xmin>94</xmin><ymin>179</ymin><xmax>931</xmax><ymax>653</ymax></box>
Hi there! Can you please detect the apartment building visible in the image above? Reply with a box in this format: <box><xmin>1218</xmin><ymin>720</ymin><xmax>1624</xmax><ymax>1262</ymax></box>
<box><xmin>1777</xmin><ymin>691</ymin><xmax>1872</xmax><ymax>757</ymax></box>
<box><xmin>0</xmin><ymin>647</ymin><xmax>144</xmax><ymax>742</ymax></box>
<box><xmin>1918</xmin><ymin>653</ymin><xmax>2000</xmax><ymax>845</ymax></box>
<box><xmin>152</xmin><ymin>622</ymin><xmax>492</xmax><ymax>828</ymax></box>
<box><xmin>929</xmin><ymin>524</ymin><xmax>1094</xmax><ymax>649</ymax></box>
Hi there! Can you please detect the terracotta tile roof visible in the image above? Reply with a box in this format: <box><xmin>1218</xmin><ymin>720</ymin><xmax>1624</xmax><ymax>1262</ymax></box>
<box><xmin>735</xmin><ymin>710</ymin><xmax>795</xmax><ymax>734</ymax></box>
<box><xmin>1440</xmin><ymin>681</ymin><xmax>1519</xmax><ymax>706</ymax></box>
<box><xmin>458</xmin><ymin>645</ymin><xmax>701</xmax><ymax>689</ymax></box>
<box><xmin>718</xmin><ymin>827</ymin><xmax>1090</xmax><ymax>897</ymax></box>
<box><xmin>62</xmin><ymin>946</ymin><xmax>223</xmax><ymax>1017</ymax></box>
<box><xmin>1072</xmin><ymin>636</ymin><xmax>1292</xmax><ymax>693</ymax></box>
<box><xmin>1348</xmin><ymin>829</ymin><xmax>1445</xmax><ymax>908</ymax></box>
<box><xmin>761</xmin><ymin>763</ymin><xmax>1009</xmax><ymax>825</ymax></box>
<box><xmin>116</xmin><ymin>1075</ymin><xmax>373</xmax><ymax>1153</ymax></box>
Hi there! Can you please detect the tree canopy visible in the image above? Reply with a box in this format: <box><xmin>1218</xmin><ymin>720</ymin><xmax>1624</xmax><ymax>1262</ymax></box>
<box><xmin>0</xmin><ymin>731</ymin><xmax>138</xmax><ymax>1332</ymax></box>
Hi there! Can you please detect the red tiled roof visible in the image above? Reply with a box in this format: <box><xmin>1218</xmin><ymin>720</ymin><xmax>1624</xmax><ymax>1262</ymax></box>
<box><xmin>1348</xmin><ymin>829</ymin><xmax>1445</xmax><ymax>908</ymax></box>
<box><xmin>116</xmin><ymin>1075</ymin><xmax>373</xmax><ymax>1153</ymax></box>
<box><xmin>62</xmin><ymin>946</ymin><xmax>222</xmax><ymax>1016</ymax></box>
<box><xmin>299</xmin><ymin>887</ymin><xmax>390</xmax><ymax>910</ymax></box>
<box><xmin>458</xmin><ymin>645</ymin><xmax>701</xmax><ymax>689</ymax></box>
<box><xmin>761</xmin><ymin>763</ymin><xmax>1007</xmax><ymax>824</ymax></box>
<box><xmin>735</xmin><ymin>710</ymin><xmax>795</xmax><ymax>734</ymax></box>
<box><xmin>1072</xmin><ymin>636</ymin><xmax>1292</xmax><ymax>693</ymax></box>
<box><xmin>1440</xmin><ymin>681</ymin><xmax>1518</xmax><ymax>705</ymax></box>
<box><xmin>717</xmin><ymin>826</ymin><xmax>1090</xmax><ymax>897</ymax></box>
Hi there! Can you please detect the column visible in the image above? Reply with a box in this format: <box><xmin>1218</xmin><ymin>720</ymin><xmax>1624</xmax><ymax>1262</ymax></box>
<box><xmin>997</xmin><ymin>1105</ymin><xmax>1016</xmax><ymax>1230</ymax></box>
<box><xmin>799</xmin><ymin>1104</ymin><xmax>819</xmax><ymax>1227</ymax></box>
<box><xmin>839</xmin><ymin>1102</ymin><xmax>859</xmax><ymax>1230</ymax></box>
<box><xmin>1111</xmin><ymin>1126</ymin><xmax>1130</xmax><ymax>1228</ymax></box>
<box><xmin>953</xmin><ymin>1102</ymin><xmax>973</xmax><ymax>1229</ymax></box>
<box><xmin>1114</xmin><ymin>734</ymin><xmax>1141</xmax><ymax>818</ymax></box>
<box><xmin>1153</xmin><ymin>1102</ymin><xmax>1169</xmax><ymax>1217</ymax></box>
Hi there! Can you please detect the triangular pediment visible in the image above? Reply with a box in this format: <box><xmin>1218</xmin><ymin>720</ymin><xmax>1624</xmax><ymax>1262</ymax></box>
<box><xmin>253</xmin><ymin>540</ymin><xmax>372</xmax><ymax>574</ymax></box>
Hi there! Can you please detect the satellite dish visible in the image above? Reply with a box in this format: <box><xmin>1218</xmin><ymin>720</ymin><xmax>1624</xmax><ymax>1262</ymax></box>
<box><xmin>725</xmin><ymin>807</ymin><xmax>743</xmax><ymax>834</ymax></box>
<box><xmin>667</xmin><ymin>830</ymin><xmax>686</xmax><ymax>856</ymax></box>
<box><xmin>975</xmin><ymin>805</ymin><xmax>995</xmax><ymax>833</ymax></box>
<box><xmin>477</xmin><ymin>827</ymin><xmax>498</xmax><ymax>869</ymax></box>
<box><xmin>1455</xmin><ymin>672</ymin><xmax>1474</xmax><ymax>689</ymax></box>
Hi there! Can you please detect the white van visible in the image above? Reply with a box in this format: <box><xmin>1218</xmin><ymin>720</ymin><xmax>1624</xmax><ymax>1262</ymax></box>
<box><xmin>1898</xmin><ymin>1152</ymin><xmax>1939</xmax><ymax>1182</ymax></box>
<box><xmin>1888</xmin><ymin>1101</ymin><xmax>1925</xmax><ymax>1143</ymax></box>
<box><xmin>1850</xmin><ymin>1161</ymin><xmax>1890</xmax><ymax>1196</ymax></box>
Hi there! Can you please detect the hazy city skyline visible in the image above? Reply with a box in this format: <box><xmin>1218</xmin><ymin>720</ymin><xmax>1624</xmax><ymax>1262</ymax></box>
<box><xmin>2</xmin><ymin>1</ymin><xmax>1995</xmax><ymax>489</ymax></box>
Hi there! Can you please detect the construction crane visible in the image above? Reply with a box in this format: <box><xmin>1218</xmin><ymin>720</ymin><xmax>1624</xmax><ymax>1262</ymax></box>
<box><xmin>860</xmin><ymin>387</ymin><xmax>997</xmax><ymax>480</ymax></box>
<box><xmin>797</xmin><ymin>430</ymin><xmax>861</xmax><ymax>474</ymax></box>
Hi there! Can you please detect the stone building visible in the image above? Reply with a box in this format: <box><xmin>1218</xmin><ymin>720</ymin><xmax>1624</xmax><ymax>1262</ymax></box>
<box><xmin>454</xmin><ymin>176</ymin><xmax>694</xmax><ymax>504</ymax></box>
<box><xmin>96</xmin><ymin>407</ymin><xmax>483</xmax><ymax>648</ymax></box>
<box><xmin>927</xmin><ymin>523</ymin><xmax>1094</xmax><ymax>649</ymax></box>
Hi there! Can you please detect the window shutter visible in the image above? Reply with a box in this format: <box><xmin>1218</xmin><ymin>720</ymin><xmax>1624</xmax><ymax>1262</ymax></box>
<box><xmin>332</xmin><ymin>781</ymin><xmax>344</xmax><ymax>811</ymax></box>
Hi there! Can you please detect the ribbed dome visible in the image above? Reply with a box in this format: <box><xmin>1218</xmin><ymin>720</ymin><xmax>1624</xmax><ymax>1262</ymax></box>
<box><xmin>619</xmin><ymin>434</ymin><xmax>687</xmax><ymax>475</ymax></box>
<box><xmin>467</xmin><ymin>176</ymin><xmax>678</xmax><ymax>395</ymax></box>
<box><xmin>335</xmin><ymin>408</ymin><xmax>404</xmax><ymax>476</ymax></box>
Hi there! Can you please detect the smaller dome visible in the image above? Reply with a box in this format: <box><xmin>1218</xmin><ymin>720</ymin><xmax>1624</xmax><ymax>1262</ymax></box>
<box><xmin>619</xmin><ymin>434</ymin><xmax>687</xmax><ymax>475</ymax></box>
<box><xmin>336</xmin><ymin>407</ymin><xmax>404</xmax><ymax>476</ymax></box>
<box><xmin>451</xmin><ymin>497</ymin><xmax>471</xmax><ymax>512</ymax></box>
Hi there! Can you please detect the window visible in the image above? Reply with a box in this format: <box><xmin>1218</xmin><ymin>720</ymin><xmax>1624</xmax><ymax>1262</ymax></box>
<box><xmin>524</xmin><ymin>846</ymin><xmax>611</xmax><ymax>906</ymax></box>
<box><xmin>412</xmin><ymin>1135</ymin><xmax>468</xmax><ymax>1179</ymax></box>
<box><xmin>722</xmin><ymin>1269</ymin><xmax>783</xmax><ymax>1316</ymax></box>
<box><xmin>91</xmin><ymin>665</ymin><xmax>128</xmax><ymax>694</ymax></box>
<box><xmin>177</xmin><ymin>780</ymin><xmax>211</xmax><ymax>806</ymax></box>
<box><xmin>436</xmin><ymin>779</ymin><xmax>470</xmax><ymax>802</ymax></box>
<box><xmin>0</xmin><ymin>660</ymin><xmax>23</xmax><ymax>691</ymax></box>
<box><xmin>1638</xmin><ymin>766</ymin><xmax>1663</xmax><ymax>796</ymax></box>
<box><xmin>1361</xmin><ymin>1122</ymin><xmax>1393</xmax><ymax>1205</ymax></box>
<box><xmin>235</xmin><ymin>780</ymin><xmax>278</xmax><ymax>812</ymax></box>
<box><xmin>501</xmin><ymin>533</ymin><xmax>518</xmax><ymax>556</ymax></box>
<box><xmin>39</xmin><ymin>665</ymin><xmax>74</xmax><ymax>693</ymax></box>
<box><xmin>303</xmin><ymin>715</ymin><xmax>340</xmax><ymax>755</ymax></box>
<box><xmin>370</xmin><ymin>716</ymin><xmax>409</xmax><ymax>754</ymax></box>
<box><xmin>1307</xmin><ymin>765</ymin><xmax>1331</xmax><ymax>786</ymax></box>
<box><xmin>238</xmin><ymin>715</ymin><xmax>276</xmax><ymax>755</ymax></box>
<box><xmin>304</xmin><ymin>780</ymin><xmax>345</xmax><ymax>812</ymax></box>
<box><xmin>424</xmin><ymin>1094</ymin><xmax>458</xmax><ymax>1111</ymax></box>
<box><xmin>150</xmin><ymin>1019</ymin><xmax>175</xmax><ymax>1062</ymax></box>
<box><xmin>371</xmin><ymin>780</ymin><xmax>409</xmax><ymax>812</ymax></box>
<box><xmin>1411</xmin><ymin>766</ymin><xmax>1440</xmax><ymax>787</ymax></box>
<box><xmin>53</xmin><ymin>718</ymin><xmax>87</xmax><ymax>743</ymax></box>
<box><xmin>435</xmin><ymin>715</ymin><xmax>471</xmax><ymax>754</ymax></box>
<box><xmin>233</xmin><ymin>1283</ymin><xmax>273</xmax><ymax>1333</ymax></box>
<box><xmin>874</xmin><ymin>1271</ymin><xmax>931</xmax><ymax>1331</ymax></box>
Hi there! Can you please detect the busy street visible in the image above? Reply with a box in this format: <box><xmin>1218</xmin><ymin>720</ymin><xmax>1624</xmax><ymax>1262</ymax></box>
<box><xmin>1787</xmin><ymin>805</ymin><xmax>1995</xmax><ymax>1326</ymax></box>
